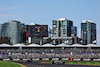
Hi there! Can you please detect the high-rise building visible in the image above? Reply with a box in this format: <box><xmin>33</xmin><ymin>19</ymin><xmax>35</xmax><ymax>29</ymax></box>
<box><xmin>80</xmin><ymin>20</ymin><xmax>96</xmax><ymax>44</ymax></box>
<box><xmin>71</xmin><ymin>26</ymin><xmax>77</xmax><ymax>37</ymax></box>
<box><xmin>47</xmin><ymin>18</ymin><xmax>77</xmax><ymax>45</ymax></box>
<box><xmin>20</xmin><ymin>23</ymin><xmax>27</xmax><ymax>43</ymax></box>
<box><xmin>52</xmin><ymin>18</ymin><xmax>74</xmax><ymax>37</ymax></box>
<box><xmin>0</xmin><ymin>20</ymin><xmax>25</xmax><ymax>45</ymax></box>
<box><xmin>48</xmin><ymin>27</ymin><xmax>53</xmax><ymax>37</ymax></box>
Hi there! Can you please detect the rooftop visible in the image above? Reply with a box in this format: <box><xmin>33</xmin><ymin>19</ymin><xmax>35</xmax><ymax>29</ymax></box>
<box><xmin>82</xmin><ymin>20</ymin><xmax>93</xmax><ymax>23</ymax></box>
<box><xmin>58</xmin><ymin>18</ymin><xmax>67</xmax><ymax>21</ymax></box>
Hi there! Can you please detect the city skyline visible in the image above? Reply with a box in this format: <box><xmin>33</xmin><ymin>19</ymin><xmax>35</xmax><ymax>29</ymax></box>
<box><xmin>0</xmin><ymin>0</ymin><xmax>99</xmax><ymax>45</ymax></box>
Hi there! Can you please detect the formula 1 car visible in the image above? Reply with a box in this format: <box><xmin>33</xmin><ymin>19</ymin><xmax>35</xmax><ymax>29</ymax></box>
<box><xmin>23</xmin><ymin>59</ymin><xmax>32</xmax><ymax>62</ymax></box>
<box><xmin>52</xmin><ymin>60</ymin><xmax>65</xmax><ymax>64</ymax></box>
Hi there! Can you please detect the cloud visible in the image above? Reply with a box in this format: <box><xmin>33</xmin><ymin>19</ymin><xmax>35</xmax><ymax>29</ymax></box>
<box><xmin>0</xmin><ymin>14</ymin><xmax>13</xmax><ymax>17</ymax></box>
<box><xmin>0</xmin><ymin>7</ymin><xmax>20</xmax><ymax>10</ymax></box>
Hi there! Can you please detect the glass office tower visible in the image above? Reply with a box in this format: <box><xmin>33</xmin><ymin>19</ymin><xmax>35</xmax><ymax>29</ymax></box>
<box><xmin>80</xmin><ymin>20</ymin><xmax>96</xmax><ymax>44</ymax></box>
<box><xmin>0</xmin><ymin>20</ymin><xmax>24</xmax><ymax>45</ymax></box>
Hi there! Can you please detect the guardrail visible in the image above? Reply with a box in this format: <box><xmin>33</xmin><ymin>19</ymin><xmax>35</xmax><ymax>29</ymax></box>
<box><xmin>1</xmin><ymin>58</ymin><xmax>100</xmax><ymax>61</ymax></box>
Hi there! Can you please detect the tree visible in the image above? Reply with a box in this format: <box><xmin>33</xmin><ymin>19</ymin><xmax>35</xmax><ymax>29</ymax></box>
<box><xmin>44</xmin><ymin>38</ymin><xmax>53</xmax><ymax>44</ymax></box>
<box><xmin>3</xmin><ymin>37</ymin><xmax>11</xmax><ymax>44</ymax></box>
<box><xmin>0</xmin><ymin>37</ymin><xmax>3</xmax><ymax>44</ymax></box>
<box><xmin>0</xmin><ymin>37</ymin><xmax>11</xmax><ymax>44</ymax></box>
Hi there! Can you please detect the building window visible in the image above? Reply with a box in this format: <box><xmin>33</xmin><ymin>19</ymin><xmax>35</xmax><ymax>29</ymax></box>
<box><xmin>63</xmin><ymin>21</ymin><xmax>66</xmax><ymax>25</ymax></box>
<box><xmin>54</xmin><ymin>30</ymin><xmax>56</xmax><ymax>33</ymax></box>
<box><xmin>53</xmin><ymin>34</ymin><xmax>56</xmax><ymax>37</ymax></box>
<box><xmin>63</xmin><ymin>34</ymin><xmax>66</xmax><ymax>37</ymax></box>
<box><xmin>53</xmin><ymin>25</ymin><xmax>56</xmax><ymax>27</ymax></box>
<box><xmin>63</xmin><ymin>26</ymin><xmax>66</xmax><ymax>29</ymax></box>
<box><xmin>53</xmin><ymin>21</ymin><xmax>57</xmax><ymax>24</ymax></box>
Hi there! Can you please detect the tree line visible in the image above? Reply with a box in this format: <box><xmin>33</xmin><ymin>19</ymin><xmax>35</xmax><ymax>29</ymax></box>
<box><xmin>0</xmin><ymin>37</ymin><xmax>10</xmax><ymax>44</ymax></box>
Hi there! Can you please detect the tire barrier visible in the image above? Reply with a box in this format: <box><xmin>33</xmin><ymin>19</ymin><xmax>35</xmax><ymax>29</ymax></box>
<box><xmin>32</xmin><ymin>58</ymin><xmax>39</xmax><ymax>60</ymax></box>
<box><xmin>61</xmin><ymin>58</ymin><xmax>69</xmax><ymax>60</ymax></box>
<box><xmin>52</xmin><ymin>58</ymin><xmax>59</xmax><ymax>60</ymax></box>
<box><xmin>73</xmin><ymin>59</ymin><xmax>80</xmax><ymax>61</ymax></box>
<box><xmin>3</xmin><ymin>59</ymin><xmax>10</xmax><ymax>61</ymax></box>
<box><xmin>93</xmin><ymin>59</ymin><xmax>100</xmax><ymax>61</ymax></box>
<box><xmin>42</xmin><ymin>58</ymin><xmax>49</xmax><ymax>60</ymax></box>
<box><xmin>2</xmin><ymin>58</ymin><xmax>100</xmax><ymax>61</ymax></box>
<box><xmin>83</xmin><ymin>59</ymin><xmax>90</xmax><ymax>61</ymax></box>
<box><xmin>13</xmin><ymin>59</ymin><xmax>20</xmax><ymax>61</ymax></box>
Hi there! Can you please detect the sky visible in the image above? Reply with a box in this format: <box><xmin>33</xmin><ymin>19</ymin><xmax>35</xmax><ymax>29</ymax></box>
<box><xmin>0</xmin><ymin>0</ymin><xmax>100</xmax><ymax>44</ymax></box>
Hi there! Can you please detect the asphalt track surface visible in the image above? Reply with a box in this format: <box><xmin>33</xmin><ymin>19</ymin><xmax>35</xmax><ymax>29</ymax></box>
<box><xmin>16</xmin><ymin>61</ymin><xmax>100</xmax><ymax>67</ymax></box>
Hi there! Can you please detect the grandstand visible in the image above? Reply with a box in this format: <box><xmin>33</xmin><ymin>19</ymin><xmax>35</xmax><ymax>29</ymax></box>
<box><xmin>0</xmin><ymin>43</ymin><xmax>100</xmax><ymax>61</ymax></box>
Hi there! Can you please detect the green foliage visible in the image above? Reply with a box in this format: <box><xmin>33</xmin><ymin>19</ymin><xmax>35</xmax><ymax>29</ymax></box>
<box><xmin>0</xmin><ymin>37</ymin><xmax>11</xmax><ymax>44</ymax></box>
<box><xmin>44</xmin><ymin>38</ymin><xmax>53</xmax><ymax>44</ymax></box>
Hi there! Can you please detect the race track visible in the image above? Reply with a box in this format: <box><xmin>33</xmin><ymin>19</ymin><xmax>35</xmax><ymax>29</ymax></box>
<box><xmin>16</xmin><ymin>61</ymin><xmax>100</xmax><ymax>67</ymax></box>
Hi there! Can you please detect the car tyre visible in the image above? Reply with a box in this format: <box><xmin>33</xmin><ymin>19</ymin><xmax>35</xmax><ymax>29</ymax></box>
<box><xmin>63</xmin><ymin>61</ymin><xmax>65</xmax><ymax>64</ymax></box>
<box><xmin>52</xmin><ymin>61</ymin><xmax>54</xmax><ymax>64</ymax></box>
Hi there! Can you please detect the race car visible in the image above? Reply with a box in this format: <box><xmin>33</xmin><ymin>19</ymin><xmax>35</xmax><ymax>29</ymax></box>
<box><xmin>52</xmin><ymin>60</ymin><xmax>65</xmax><ymax>64</ymax></box>
<box><xmin>23</xmin><ymin>59</ymin><xmax>32</xmax><ymax>62</ymax></box>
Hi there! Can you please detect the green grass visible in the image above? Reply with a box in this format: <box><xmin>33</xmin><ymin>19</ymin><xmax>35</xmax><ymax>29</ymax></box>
<box><xmin>40</xmin><ymin>60</ymin><xmax>100</xmax><ymax>66</ymax></box>
<box><xmin>65</xmin><ymin>61</ymin><xmax>100</xmax><ymax>66</ymax></box>
<box><xmin>0</xmin><ymin>61</ymin><xmax>23</xmax><ymax>67</ymax></box>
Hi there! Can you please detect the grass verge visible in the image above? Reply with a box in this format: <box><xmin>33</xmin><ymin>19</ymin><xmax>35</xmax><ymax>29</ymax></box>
<box><xmin>0</xmin><ymin>61</ymin><xmax>24</xmax><ymax>67</ymax></box>
<box><xmin>65</xmin><ymin>61</ymin><xmax>100</xmax><ymax>66</ymax></box>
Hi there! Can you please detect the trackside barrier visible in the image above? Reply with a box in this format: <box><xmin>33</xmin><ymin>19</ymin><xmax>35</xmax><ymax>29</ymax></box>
<box><xmin>0</xmin><ymin>59</ymin><xmax>3</xmax><ymax>60</ymax></box>
<box><xmin>73</xmin><ymin>59</ymin><xmax>80</xmax><ymax>61</ymax></box>
<box><xmin>2</xmin><ymin>58</ymin><xmax>100</xmax><ymax>61</ymax></box>
<box><xmin>13</xmin><ymin>59</ymin><xmax>20</xmax><ymax>61</ymax></box>
<box><xmin>83</xmin><ymin>59</ymin><xmax>90</xmax><ymax>61</ymax></box>
<box><xmin>32</xmin><ymin>58</ymin><xmax>39</xmax><ymax>60</ymax></box>
<box><xmin>23</xmin><ymin>59</ymin><xmax>27</xmax><ymax>61</ymax></box>
<box><xmin>42</xmin><ymin>58</ymin><xmax>49</xmax><ymax>60</ymax></box>
<box><xmin>52</xmin><ymin>58</ymin><xmax>59</xmax><ymax>60</ymax></box>
<box><xmin>62</xmin><ymin>58</ymin><xmax>69</xmax><ymax>60</ymax></box>
<box><xmin>93</xmin><ymin>59</ymin><xmax>100</xmax><ymax>61</ymax></box>
<box><xmin>3</xmin><ymin>59</ymin><xmax>10</xmax><ymax>61</ymax></box>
